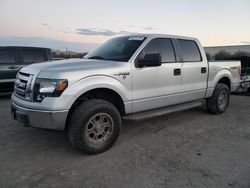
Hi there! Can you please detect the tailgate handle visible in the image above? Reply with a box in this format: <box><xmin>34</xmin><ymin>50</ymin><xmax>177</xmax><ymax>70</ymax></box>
<box><xmin>201</xmin><ymin>67</ymin><xmax>207</xmax><ymax>73</ymax></box>
<box><xmin>174</xmin><ymin>68</ymin><xmax>181</xmax><ymax>76</ymax></box>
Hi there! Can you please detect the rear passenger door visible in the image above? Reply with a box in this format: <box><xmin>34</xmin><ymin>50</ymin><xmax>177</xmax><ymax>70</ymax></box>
<box><xmin>177</xmin><ymin>39</ymin><xmax>208</xmax><ymax>102</ymax></box>
<box><xmin>0</xmin><ymin>48</ymin><xmax>19</xmax><ymax>82</ymax></box>
<box><xmin>19</xmin><ymin>49</ymin><xmax>47</xmax><ymax>69</ymax></box>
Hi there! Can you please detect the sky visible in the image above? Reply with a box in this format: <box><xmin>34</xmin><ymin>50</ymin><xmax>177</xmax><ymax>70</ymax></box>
<box><xmin>0</xmin><ymin>0</ymin><xmax>250</xmax><ymax>52</ymax></box>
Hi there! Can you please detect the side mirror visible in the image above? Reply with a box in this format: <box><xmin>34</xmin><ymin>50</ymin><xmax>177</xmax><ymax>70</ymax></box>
<box><xmin>137</xmin><ymin>53</ymin><xmax>162</xmax><ymax>67</ymax></box>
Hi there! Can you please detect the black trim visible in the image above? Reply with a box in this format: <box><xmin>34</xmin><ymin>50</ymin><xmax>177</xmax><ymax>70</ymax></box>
<box><xmin>172</xmin><ymin>39</ymin><xmax>182</xmax><ymax>63</ymax></box>
<box><xmin>174</xmin><ymin>68</ymin><xmax>181</xmax><ymax>76</ymax></box>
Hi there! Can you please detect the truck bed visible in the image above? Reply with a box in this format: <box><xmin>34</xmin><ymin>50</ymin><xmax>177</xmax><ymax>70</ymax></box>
<box><xmin>208</xmin><ymin>60</ymin><xmax>241</xmax><ymax>93</ymax></box>
<box><xmin>209</xmin><ymin>58</ymin><xmax>250</xmax><ymax>92</ymax></box>
<box><xmin>240</xmin><ymin>56</ymin><xmax>250</xmax><ymax>76</ymax></box>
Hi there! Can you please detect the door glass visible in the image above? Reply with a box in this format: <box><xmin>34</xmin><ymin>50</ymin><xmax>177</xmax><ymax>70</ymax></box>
<box><xmin>85</xmin><ymin>36</ymin><xmax>146</xmax><ymax>62</ymax></box>
<box><xmin>22</xmin><ymin>49</ymin><xmax>46</xmax><ymax>64</ymax></box>
<box><xmin>139</xmin><ymin>38</ymin><xmax>176</xmax><ymax>63</ymax></box>
<box><xmin>0</xmin><ymin>49</ymin><xmax>15</xmax><ymax>64</ymax></box>
<box><xmin>178</xmin><ymin>39</ymin><xmax>202</xmax><ymax>62</ymax></box>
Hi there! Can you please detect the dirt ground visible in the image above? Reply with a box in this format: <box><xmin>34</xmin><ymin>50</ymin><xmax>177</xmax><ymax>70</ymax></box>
<box><xmin>0</xmin><ymin>94</ymin><xmax>250</xmax><ymax>188</ymax></box>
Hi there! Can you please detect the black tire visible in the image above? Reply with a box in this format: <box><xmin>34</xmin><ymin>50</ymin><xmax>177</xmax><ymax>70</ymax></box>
<box><xmin>206</xmin><ymin>83</ymin><xmax>230</xmax><ymax>114</ymax></box>
<box><xmin>67</xmin><ymin>99</ymin><xmax>122</xmax><ymax>154</ymax></box>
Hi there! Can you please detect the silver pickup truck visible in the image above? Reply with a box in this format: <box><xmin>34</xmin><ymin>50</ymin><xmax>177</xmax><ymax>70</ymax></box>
<box><xmin>11</xmin><ymin>34</ymin><xmax>241</xmax><ymax>154</ymax></box>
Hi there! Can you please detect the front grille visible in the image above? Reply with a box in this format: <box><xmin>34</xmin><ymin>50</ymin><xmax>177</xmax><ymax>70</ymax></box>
<box><xmin>14</xmin><ymin>72</ymin><xmax>34</xmax><ymax>101</ymax></box>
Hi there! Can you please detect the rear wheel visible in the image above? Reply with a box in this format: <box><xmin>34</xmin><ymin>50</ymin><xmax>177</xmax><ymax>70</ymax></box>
<box><xmin>67</xmin><ymin>99</ymin><xmax>122</xmax><ymax>154</ymax></box>
<box><xmin>206</xmin><ymin>83</ymin><xmax>230</xmax><ymax>114</ymax></box>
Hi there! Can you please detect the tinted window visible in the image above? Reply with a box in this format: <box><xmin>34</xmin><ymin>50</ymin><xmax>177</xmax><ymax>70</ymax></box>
<box><xmin>178</xmin><ymin>39</ymin><xmax>202</xmax><ymax>62</ymax></box>
<box><xmin>85</xmin><ymin>36</ymin><xmax>146</xmax><ymax>62</ymax></box>
<box><xmin>0</xmin><ymin>49</ymin><xmax>15</xmax><ymax>64</ymax></box>
<box><xmin>22</xmin><ymin>49</ymin><xmax>46</xmax><ymax>64</ymax></box>
<box><xmin>140</xmin><ymin>38</ymin><xmax>176</xmax><ymax>63</ymax></box>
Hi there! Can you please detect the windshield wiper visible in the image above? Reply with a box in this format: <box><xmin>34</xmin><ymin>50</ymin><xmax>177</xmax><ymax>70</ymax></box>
<box><xmin>87</xmin><ymin>56</ymin><xmax>106</xmax><ymax>60</ymax></box>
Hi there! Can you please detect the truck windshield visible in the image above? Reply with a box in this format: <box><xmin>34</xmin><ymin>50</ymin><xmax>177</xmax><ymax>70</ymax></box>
<box><xmin>85</xmin><ymin>36</ymin><xmax>146</xmax><ymax>62</ymax></box>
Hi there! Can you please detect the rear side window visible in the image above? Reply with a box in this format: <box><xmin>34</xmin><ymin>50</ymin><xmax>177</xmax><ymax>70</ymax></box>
<box><xmin>178</xmin><ymin>39</ymin><xmax>202</xmax><ymax>62</ymax></box>
<box><xmin>22</xmin><ymin>49</ymin><xmax>46</xmax><ymax>64</ymax></box>
<box><xmin>141</xmin><ymin>38</ymin><xmax>176</xmax><ymax>63</ymax></box>
<box><xmin>0</xmin><ymin>49</ymin><xmax>15</xmax><ymax>64</ymax></box>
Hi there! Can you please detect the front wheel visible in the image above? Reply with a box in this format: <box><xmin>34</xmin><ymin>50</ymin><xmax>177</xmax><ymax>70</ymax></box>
<box><xmin>67</xmin><ymin>99</ymin><xmax>122</xmax><ymax>154</ymax></box>
<box><xmin>206</xmin><ymin>83</ymin><xmax>230</xmax><ymax>114</ymax></box>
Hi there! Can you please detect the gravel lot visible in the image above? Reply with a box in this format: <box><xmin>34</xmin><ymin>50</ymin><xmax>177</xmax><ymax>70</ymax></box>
<box><xmin>0</xmin><ymin>94</ymin><xmax>250</xmax><ymax>188</ymax></box>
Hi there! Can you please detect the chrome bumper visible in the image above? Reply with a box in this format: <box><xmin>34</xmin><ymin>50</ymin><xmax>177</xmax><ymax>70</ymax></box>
<box><xmin>11</xmin><ymin>102</ymin><xmax>68</xmax><ymax>130</ymax></box>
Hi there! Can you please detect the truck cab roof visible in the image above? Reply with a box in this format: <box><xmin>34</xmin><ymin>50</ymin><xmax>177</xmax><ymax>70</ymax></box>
<box><xmin>124</xmin><ymin>33</ymin><xmax>198</xmax><ymax>41</ymax></box>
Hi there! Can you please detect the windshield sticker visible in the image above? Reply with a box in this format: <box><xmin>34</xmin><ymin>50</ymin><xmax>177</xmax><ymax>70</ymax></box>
<box><xmin>128</xmin><ymin>36</ymin><xmax>145</xmax><ymax>41</ymax></box>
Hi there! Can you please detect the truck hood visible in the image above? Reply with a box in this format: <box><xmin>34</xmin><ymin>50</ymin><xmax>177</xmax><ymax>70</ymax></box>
<box><xmin>20</xmin><ymin>58</ymin><xmax>128</xmax><ymax>84</ymax></box>
<box><xmin>22</xmin><ymin>58</ymin><xmax>121</xmax><ymax>72</ymax></box>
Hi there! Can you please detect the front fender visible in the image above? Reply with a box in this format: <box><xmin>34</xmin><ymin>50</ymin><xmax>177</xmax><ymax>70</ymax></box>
<box><xmin>62</xmin><ymin>75</ymin><xmax>132</xmax><ymax>110</ymax></box>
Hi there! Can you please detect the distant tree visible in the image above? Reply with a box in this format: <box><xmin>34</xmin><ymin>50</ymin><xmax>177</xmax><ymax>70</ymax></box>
<box><xmin>206</xmin><ymin>52</ymin><xmax>213</xmax><ymax>61</ymax></box>
<box><xmin>232</xmin><ymin>51</ymin><xmax>250</xmax><ymax>58</ymax></box>
<box><xmin>52</xmin><ymin>51</ymin><xmax>88</xmax><ymax>59</ymax></box>
<box><xmin>214</xmin><ymin>50</ymin><xmax>232</xmax><ymax>60</ymax></box>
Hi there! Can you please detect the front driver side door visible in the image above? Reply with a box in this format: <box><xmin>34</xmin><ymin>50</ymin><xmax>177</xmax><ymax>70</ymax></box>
<box><xmin>131</xmin><ymin>38</ymin><xmax>182</xmax><ymax>113</ymax></box>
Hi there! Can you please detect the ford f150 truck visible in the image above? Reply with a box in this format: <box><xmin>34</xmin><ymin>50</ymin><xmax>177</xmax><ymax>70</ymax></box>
<box><xmin>11</xmin><ymin>34</ymin><xmax>241</xmax><ymax>154</ymax></box>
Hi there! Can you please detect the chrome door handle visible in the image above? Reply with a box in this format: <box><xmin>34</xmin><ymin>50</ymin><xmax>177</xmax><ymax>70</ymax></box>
<box><xmin>201</xmin><ymin>67</ymin><xmax>207</xmax><ymax>73</ymax></box>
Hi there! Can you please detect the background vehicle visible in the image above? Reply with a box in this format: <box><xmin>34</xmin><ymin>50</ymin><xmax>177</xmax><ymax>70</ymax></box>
<box><xmin>0</xmin><ymin>46</ymin><xmax>53</xmax><ymax>93</ymax></box>
<box><xmin>11</xmin><ymin>34</ymin><xmax>241</xmax><ymax>154</ymax></box>
<box><xmin>229</xmin><ymin>56</ymin><xmax>250</xmax><ymax>92</ymax></box>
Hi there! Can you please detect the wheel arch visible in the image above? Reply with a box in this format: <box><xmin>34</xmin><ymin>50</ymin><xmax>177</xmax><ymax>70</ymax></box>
<box><xmin>212</xmin><ymin>69</ymin><xmax>232</xmax><ymax>89</ymax></box>
<box><xmin>217</xmin><ymin>76</ymin><xmax>231</xmax><ymax>91</ymax></box>
<box><xmin>65</xmin><ymin>87</ymin><xmax>127</xmax><ymax>131</ymax></box>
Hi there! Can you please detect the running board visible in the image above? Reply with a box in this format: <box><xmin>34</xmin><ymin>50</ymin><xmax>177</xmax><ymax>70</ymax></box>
<box><xmin>123</xmin><ymin>101</ymin><xmax>203</xmax><ymax>121</ymax></box>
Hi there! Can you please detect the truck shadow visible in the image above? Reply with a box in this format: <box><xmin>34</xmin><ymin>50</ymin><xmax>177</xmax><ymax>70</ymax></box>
<box><xmin>1</xmin><ymin>94</ymin><xmax>208</xmax><ymax>157</ymax></box>
<box><xmin>120</xmin><ymin>105</ymin><xmax>208</xmax><ymax>143</ymax></box>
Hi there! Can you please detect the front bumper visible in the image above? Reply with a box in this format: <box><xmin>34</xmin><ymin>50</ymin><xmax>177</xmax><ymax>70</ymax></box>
<box><xmin>11</xmin><ymin>102</ymin><xmax>68</xmax><ymax>130</ymax></box>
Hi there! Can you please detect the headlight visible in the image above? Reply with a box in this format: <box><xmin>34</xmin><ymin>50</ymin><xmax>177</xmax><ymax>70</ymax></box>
<box><xmin>34</xmin><ymin>78</ymin><xmax>68</xmax><ymax>102</ymax></box>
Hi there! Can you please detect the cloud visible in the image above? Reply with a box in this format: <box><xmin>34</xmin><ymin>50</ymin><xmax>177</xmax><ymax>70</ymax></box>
<box><xmin>76</xmin><ymin>28</ymin><xmax>117</xmax><ymax>36</ymax></box>
<box><xmin>76</xmin><ymin>28</ymin><xmax>134</xmax><ymax>36</ymax></box>
<box><xmin>142</xmin><ymin>26</ymin><xmax>155</xmax><ymax>30</ymax></box>
<box><xmin>240</xmin><ymin>41</ymin><xmax>250</xmax><ymax>45</ymax></box>
<box><xmin>41</xmin><ymin>23</ymin><xmax>48</xmax><ymax>26</ymax></box>
<box><xmin>63</xmin><ymin>29</ymin><xmax>72</xmax><ymax>34</ymax></box>
<box><xmin>41</xmin><ymin>23</ymin><xmax>53</xmax><ymax>30</ymax></box>
<box><xmin>63</xmin><ymin>30</ymin><xmax>71</xmax><ymax>34</ymax></box>
<box><xmin>119</xmin><ymin>30</ymin><xmax>133</xmax><ymax>35</ymax></box>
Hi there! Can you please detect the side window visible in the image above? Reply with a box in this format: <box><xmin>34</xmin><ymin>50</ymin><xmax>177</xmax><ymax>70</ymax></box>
<box><xmin>0</xmin><ymin>49</ymin><xmax>16</xmax><ymax>64</ymax></box>
<box><xmin>22</xmin><ymin>49</ymin><xmax>46</xmax><ymax>64</ymax></box>
<box><xmin>140</xmin><ymin>38</ymin><xmax>176</xmax><ymax>63</ymax></box>
<box><xmin>178</xmin><ymin>39</ymin><xmax>202</xmax><ymax>62</ymax></box>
